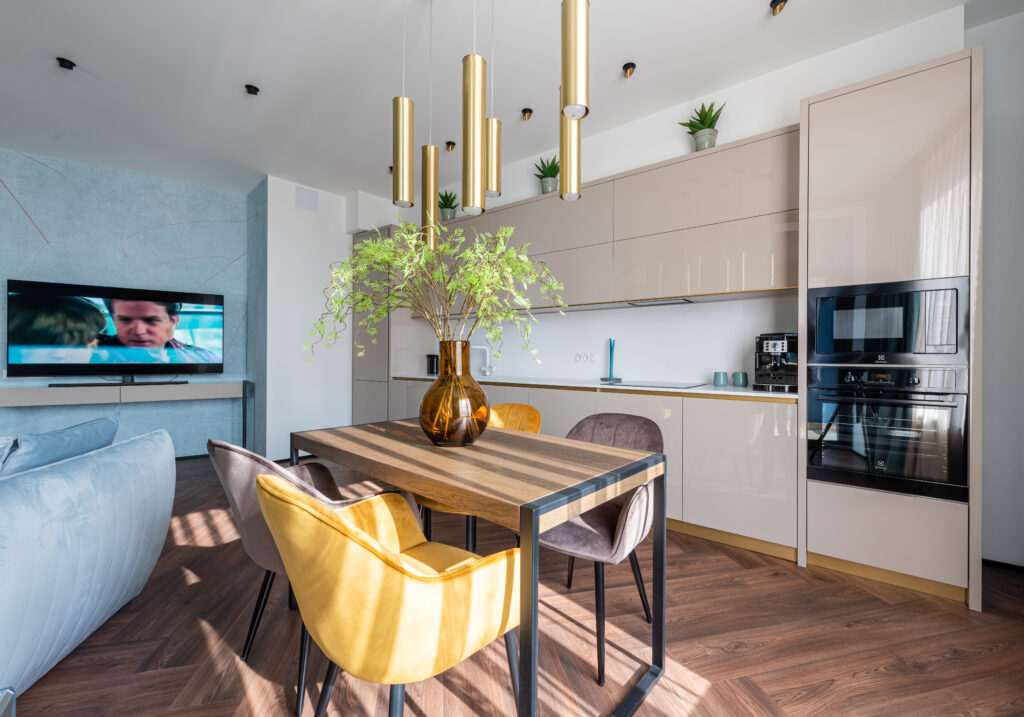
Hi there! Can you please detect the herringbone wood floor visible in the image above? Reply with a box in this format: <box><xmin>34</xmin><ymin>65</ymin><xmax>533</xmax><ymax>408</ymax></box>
<box><xmin>14</xmin><ymin>456</ymin><xmax>1024</xmax><ymax>716</ymax></box>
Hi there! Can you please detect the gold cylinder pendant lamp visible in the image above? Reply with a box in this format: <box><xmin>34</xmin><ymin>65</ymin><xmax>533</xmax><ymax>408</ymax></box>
<box><xmin>561</xmin><ymin>0</ymin><xmax>589</xmax><ymax>119</ymax></box>
<box><xmin>421</xmin><ymin>144</ymin><xmax>439</xmax><ymax>249</ymax></box>
<box><xmin>560</xmin><ymin>86</ymin><xmax>581</xmax><ymax>201</ymax></box>
<box><xmin>485</xmin><ymin>117</ymin><xmax>501</xmax><ymax>198</ymax></box>
<box><xmin>462</xmin><ymin>53</ymin><xmax>486</xmax><ymax>215</ymax></box>
<box><xmin>393</xmin><ymin>96</ymin><xmax>414</xmax><ymax>207</ymax></box>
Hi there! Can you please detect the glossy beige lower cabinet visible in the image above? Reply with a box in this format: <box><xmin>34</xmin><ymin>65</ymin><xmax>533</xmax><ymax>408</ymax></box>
<box><xmin>807</xmin><ymin>58</ymin><xmax>970</xmax><ymax>287</ymax></box>
<box><xmin>528</xmin><ymin>244</ymin><xmax>614</xmax><ymax>307</ymax></box>
<box><xmin>387</xmin><ymin>379</ymin><xmax>431</xmax><ymax>421</ymax></box>
<box><xmin>596</xmin><ymin>392</ymin><xmax>683</xmax><ymax>521</ymax></box>
<box><xmin>614</xmin><ymin>129</ymin><xmax>798</xmax><ymax>241</ymax></box>
<box><xmin>613</xmin><ymin>210</ymin><xmax>797</xmax><ymax>300</ymax></box>
<box><xmin>526</xmin><ymin>387</ymin><xmax>598</xmax><ymax>440</ymax></box>
<box><xmin>807</xmin><ymin>481</ymin><xmax>967</xmax><ymax>587</ymax></box>
<box><xmin>479</xmin><ymin>384</ymin><xmax>530</xmax><ymax>408</ymax></box>
<box><xmin>682</xmin><ymin>397</ymin><xmax>797</xmax><ymax>547</ymax></box>
<box><xmin>353</xmin><ymin>380</ymin><xmax>388</xmax><ymax>425</ymax></box>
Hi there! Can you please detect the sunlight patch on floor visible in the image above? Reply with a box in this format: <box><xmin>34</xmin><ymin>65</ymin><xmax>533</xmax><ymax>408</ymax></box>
<box><xmin>171</xmin><ymin>508</ymin><xmax>239</xmax><ymax>547</ymax></box>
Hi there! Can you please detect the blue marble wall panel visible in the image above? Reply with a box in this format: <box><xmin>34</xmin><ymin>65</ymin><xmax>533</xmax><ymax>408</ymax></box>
<box><xmin>245</xmin><ymin>178</ymin><xmax>268</xmax><ymax>455</ymax></box>
<box><xmin>0</xmin><ymin>148</ymin><xmax>249</xmax><ymax>456</ymax></box>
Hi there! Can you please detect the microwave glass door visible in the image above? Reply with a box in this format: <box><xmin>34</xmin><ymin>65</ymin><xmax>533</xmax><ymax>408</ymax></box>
<box><xmin>817</xmin><ymin>290</ymin><xmax>956</xmax><ymax>355</ymax></box>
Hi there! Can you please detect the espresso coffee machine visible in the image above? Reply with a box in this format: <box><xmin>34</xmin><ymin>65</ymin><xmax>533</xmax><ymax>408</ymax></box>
<box><xmin>753</xmin><ymin>333</ymin><xmax>798</xmax><ymax>393</ymax></box>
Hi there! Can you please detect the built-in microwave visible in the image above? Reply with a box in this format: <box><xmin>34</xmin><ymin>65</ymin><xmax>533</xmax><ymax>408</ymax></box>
<box><xmin>808</xmin><ymin>277</ymin><xmax>969</xmax><ymax>365</ymax></box>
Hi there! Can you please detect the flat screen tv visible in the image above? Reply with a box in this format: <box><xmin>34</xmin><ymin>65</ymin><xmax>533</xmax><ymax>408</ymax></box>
<box><xmin>6</xmin><ymin>279</ymin><xmax>224</xmax><ymax>377</ymax></box>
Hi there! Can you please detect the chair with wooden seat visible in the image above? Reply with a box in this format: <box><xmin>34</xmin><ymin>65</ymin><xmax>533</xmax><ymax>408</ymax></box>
<box><xmin>417</xmin><ymin>402</ymin><xmax>542</xmax><ymax>551</ymax></box>
<box><xmin>206</xmin><ymin>440</ymin><xmax>414</xmax><ymax>715</ymax></box>
<box><xmin>255</xmin><ymin>475</ymin><xmax>521</xmax><ymax>717</ymax></box>
<box><xmin>538</xmin><ymin>413</ymin><xmax>662</xmax><ymax>686</ymax></box>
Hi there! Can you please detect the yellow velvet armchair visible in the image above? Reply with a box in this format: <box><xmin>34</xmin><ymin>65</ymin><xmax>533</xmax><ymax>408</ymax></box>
<box><xmin>418</xmin><ymin>402</ymin><xmax>542</xmax><ymax>551</ymax></box>
<box><xmin>255</xmin><ymin>474</ymin><xmax>521</xmax><ymax>716</ymax></box>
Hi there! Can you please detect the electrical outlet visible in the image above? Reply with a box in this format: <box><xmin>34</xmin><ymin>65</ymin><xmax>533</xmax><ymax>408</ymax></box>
<box><xmin>574</xmin><ymin>353</ymin><xmax>583</xmax><ymax>363</ymax></box>
<box><xmin>588</xmin><ymin>353</ymin><xmax>597</xmax><ymax>363</ymax></box>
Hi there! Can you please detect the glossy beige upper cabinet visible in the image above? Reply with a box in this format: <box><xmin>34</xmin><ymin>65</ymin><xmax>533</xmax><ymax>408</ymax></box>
<box><xmin>612</xmin><ymin>210</ymin><xmax>797</xmax><ymax>300</ymax></box>
<box><xmin>449</xmin><ymin>182</ymin><xmax>612</xmax><ymax>257</ymax></box>
<box><xmin>613</xmin><ymin>129</ymin><xmax>798</xmax><ymax>241</ymax></box>
<box><xmin>807</xmin><ymin>58</ymin><xmax>970</xmax><ymax>287</ymax></box>
<box><xmin>527</xmin><ymin>243</ymin><xmax>614</xmax><ymax>308</ymax></box>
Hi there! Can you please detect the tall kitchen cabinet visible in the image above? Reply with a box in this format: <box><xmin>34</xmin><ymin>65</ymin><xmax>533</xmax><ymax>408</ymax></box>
<box><xmin>799</xmin><ymin>48</ymin><xmax>984</xmax><ymax>609</ymax></box>
<box><xmin>351</xmin><ymin>226</ymin><xmax>393</xmax><ymax>424</ymax></box>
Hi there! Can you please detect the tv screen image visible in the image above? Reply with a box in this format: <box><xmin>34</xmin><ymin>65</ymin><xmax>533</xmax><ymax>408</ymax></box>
<box><xmin>6</xmin><ymin>280</ymin><xmax>225</xmax><ymax>377</ymax></box>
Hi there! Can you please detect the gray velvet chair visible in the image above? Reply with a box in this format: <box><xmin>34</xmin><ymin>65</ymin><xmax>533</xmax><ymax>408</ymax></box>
<box><xmin>206</xmin><ymin>439</ymin><xmax>413</xmax><ymax>715</ymax></box>
<box><xmin>538</xmin><ymin>413</ymin><xmax>662</xmax><ymax>686</ymax></box>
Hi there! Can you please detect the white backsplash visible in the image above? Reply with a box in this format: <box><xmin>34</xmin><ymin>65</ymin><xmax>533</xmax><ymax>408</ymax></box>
<box><xmin>390</xmin><ymin>294</ymin><xmax>798</xmax><ymax>385</ymax></box>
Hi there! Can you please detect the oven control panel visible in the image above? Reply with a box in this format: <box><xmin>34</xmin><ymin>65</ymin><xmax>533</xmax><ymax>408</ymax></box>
<box><xmin>810</xmin><ymin>367</ymin><xmax>967</xmax><ymax>394</ymax></box>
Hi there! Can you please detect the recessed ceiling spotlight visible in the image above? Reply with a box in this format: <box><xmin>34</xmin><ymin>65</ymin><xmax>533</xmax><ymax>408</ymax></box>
<box><xmin>622</xmin><ymin>62</ymin><xmax>636</xmax><ymax>79</ymax></box>
<box><xmin>769</xmin><ymin>0</ymin><xmax>787</xmax><ymax>16</ymax></box>
<box><xmin>388</xmin><ymin>165</ymin><xmax>394</xmax><ymax>175</ymax></box>
<box><xmin>244</xmin><ymin>84</ymin><xmax>260</xmax><ymax>96</ymax></box>
<box><xmin>56</xmin><ymin>57</ymin><xmax>76</xmax><ymax>71</ymax></box>
<box><xmin>521</xmin><ymin>108</ymin><xmax>533</xmax><ymax>121</ymax></box>
<box><xmin>445</xmin><ymin>140</ymin><xmax>456</xmax><ymax>152</ymax></box>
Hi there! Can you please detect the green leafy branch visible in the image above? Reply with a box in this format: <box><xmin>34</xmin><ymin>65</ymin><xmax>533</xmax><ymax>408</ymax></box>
<box><xmin>306</xmin><ymin>219</ymin><xmax>565</xmax><ymax>363</ymax></box>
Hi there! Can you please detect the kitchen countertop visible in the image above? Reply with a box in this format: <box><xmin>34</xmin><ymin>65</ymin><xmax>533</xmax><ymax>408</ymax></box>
<box><xmin>392</xmin><ymin>374</ymin><xmax>798</xmax><ymax>403</ymax></box>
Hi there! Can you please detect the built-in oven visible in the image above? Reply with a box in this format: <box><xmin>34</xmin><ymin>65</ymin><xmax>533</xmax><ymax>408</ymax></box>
<box><xmin>808</xmin><ymin>277</ymin><xmax>969</xmax><ymax>365</ymax></box>
<box><xmin>807</xmin><ymin>366</ymin><xmax>967</xmax><ymax>502</ymax></box>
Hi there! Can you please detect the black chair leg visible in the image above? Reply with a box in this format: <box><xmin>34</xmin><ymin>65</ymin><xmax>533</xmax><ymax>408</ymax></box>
<box><xmin>389</xmin><ymin>684</ymin><xmax>405</xmax><ymax>717</ymax></box>
<box><xmin>629</xmin><ymin>550</ymin><xmax>653</xmax><ymax>624</ymax></box>
<box><xmin>296</xmin><ymin>622</ymin><xmax>311</xmax><ymax>716</ymax></box>
<box><xmin>288</xmin><ymin>582</ymin><xmax>298</xmax><ymax>610</ymax></box>
<box><xmin>313</xmin><ymin>662</ymin><xmax>340</xmax><ymax>717</ymax></box>
<box><xmin>241</xmin><ymin>569</ymin><xmax>275</xmax><ymax>661</ymax></box>
<box><xmin>566</xmin><ymin>556</ymin><xmax>575</xmax><ymax>589</ymax></box>
<box><xmin>422</xmin><ymin>507</ymin><xmax>432</xmax><ymax>541</ymax></box>
<box><xmin>504</xmin><ymin>629</ymin><xmax>520</xmax><ymax>712</ymax></box>
<box><xmin>594</xmin><ymin>561</ymin><xmax>605</xmax><ymax>686</ymax></box>
<box><xmin>466</xmin><ymin>515</ymin><xmax>477</xmax><ymax>553</ymax></box>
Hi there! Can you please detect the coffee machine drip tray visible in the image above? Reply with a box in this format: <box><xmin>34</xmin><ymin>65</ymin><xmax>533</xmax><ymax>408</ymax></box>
<box><xmin>752</xmin><ymin>383</ymin><xmax>798</xmax><ymax>393</ymax></box>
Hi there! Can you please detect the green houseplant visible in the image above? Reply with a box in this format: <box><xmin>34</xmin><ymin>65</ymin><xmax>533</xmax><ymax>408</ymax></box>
<box><xmin>308</xmin><ymin>220</ymin><xmax>564</xmax><ymax>446</ymax></box>
<box><xmin>679</xmin><ymin>101</ymin><xmax>725</xmax><ymax>151</ymax></box>
<box><xmin>534</xmin><ymin>155</ymin><xmax>560</xmax><ymax>195</ymax></box>
<box><xmin>438</xmin><ymin>190</ymin><xmax>458</xmax><ymax>222</ymax></box>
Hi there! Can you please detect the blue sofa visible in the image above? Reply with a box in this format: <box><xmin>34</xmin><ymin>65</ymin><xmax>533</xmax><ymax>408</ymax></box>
<box><xmin>0</xmin><ymin>429</ymin><xmax>175</xmax><ymax>696</ymax></box>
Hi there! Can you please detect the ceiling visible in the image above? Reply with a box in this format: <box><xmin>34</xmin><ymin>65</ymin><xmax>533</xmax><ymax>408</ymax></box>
<box><xmin>0</xmin><ymin>0</ymin><xmax>963</xmax><ymax>198</ymax></box>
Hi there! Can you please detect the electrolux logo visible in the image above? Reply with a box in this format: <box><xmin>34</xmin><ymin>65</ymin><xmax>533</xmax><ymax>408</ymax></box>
<box><xmin>877</xmin><ymin>354</ymin><xmax>887</xmax><ymax>363</ymax></box>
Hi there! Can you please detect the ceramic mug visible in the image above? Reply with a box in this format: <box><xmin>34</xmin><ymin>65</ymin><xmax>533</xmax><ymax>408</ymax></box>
<box><xmin>713</xmin><ymin>371</ymin><xmax>729</xmax><ymax>387</ymax></box>
<box><xmin>732</xmin><ymin>371</ymin><xmax>749</xmax><ymax>387</ymax></box>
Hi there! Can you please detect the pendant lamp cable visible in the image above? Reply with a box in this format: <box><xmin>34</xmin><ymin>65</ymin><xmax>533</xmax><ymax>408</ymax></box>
<box><xmin>428</xmin><ymin>0</ymin><xmax>433</xmax><ymax>144</ymax></box>
<box><xmin>489</xmin><ymin>0</ymin><xmax>495</xmax><ymax>114</ymax></box>
<box><xmin>473</xmin><ymin>0</ymin><xmax>477</xmax><ymax>54</ymax></box>
<box><xmin>401</xmin><ymin>0</ymin><xmax>407</xmax><ymax>96</ymax></box>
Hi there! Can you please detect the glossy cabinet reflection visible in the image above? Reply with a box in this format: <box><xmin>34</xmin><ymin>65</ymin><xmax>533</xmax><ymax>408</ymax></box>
<box><xmin>613</xmin><ymin>210</ymin><xmax>797</xmax><ymax>300</ymax></box>
<box><xmin>527</xmin><ymin>243</ymin><xmax>614</xmax><ymax>308</ymax></box>
<box><xmin>596</xmin><ymin>392</ymin><xmax>684</xmax><ymax>521</ymax></box>
<box><xmin>682</xmin><ymin>397</ymin><xmax>797</xmax><ymax>547</ymax></box>
<box><xmin>353</xmin><ymin>379</ymin><xmax>388</xmax><ymax>424</ymax></box>
<box><xmin>613</xmin><ymin>130</ymin><xmax>798</xmax><ymax>241</ymax></box>
<box><xmin>526</xmin><ymin>387</ymin><xmax>598</xmax><ymax>441</ymax></box>
<box><xmin>807</xmin><ymin>58</ymin><xmax>971</xmax><ymax>287</ymax></box>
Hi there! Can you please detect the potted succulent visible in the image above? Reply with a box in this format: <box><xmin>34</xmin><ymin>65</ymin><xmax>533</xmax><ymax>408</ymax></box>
<box><xmin>438</xmin><ymin>190</ymin><xmax>458</xmax><ymax>222</ymax></box>
<box><xmin>308</xmin><ymin>220</ymin><xmax>564</xmax><ymax>447</ymax></box>
<box><xmin>534</xmin><ymin>155</ymin><xmax>559</xmax><ymax>195</ymax></box>
<box><xmin>679</xmin><ymin>101</ymin><xmax>725</xmax><ymax>151</ymax></box>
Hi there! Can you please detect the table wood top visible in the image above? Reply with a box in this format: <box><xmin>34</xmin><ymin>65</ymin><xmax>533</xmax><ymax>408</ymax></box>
<box><xmin>292</xmin><ymin>420</ymin><xmax>665</xmax><ymax>532</ymax></box>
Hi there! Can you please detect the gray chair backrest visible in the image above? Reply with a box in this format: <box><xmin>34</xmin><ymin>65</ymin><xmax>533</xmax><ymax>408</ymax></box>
<box><xmin>566</xmin><ymin>413</ymin><xmax>663</xmax><ymax>564</ymax></box>
<box><xmin>207</xmin><ymin>439</ymin><xmax>342</xmax><ymax>575</ymax></box>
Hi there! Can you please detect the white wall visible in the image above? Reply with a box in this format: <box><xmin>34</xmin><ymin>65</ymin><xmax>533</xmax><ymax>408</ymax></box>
<box><xmin>264</xmin><ymin>177</ymin><xmax>351</xmax><ymax>459</ymax></box>
<box><xmin>389</xmin><ymin>7</ymin><xmax>964</xmax><ymax>385</ymax></box>
<box><xmin>967</xmin><ymin>9</ymin><xmax>1024</xmax><ymax>566</ymax></box>
<box><xmin>441</xmin><ymin>7</ymin><xmax>965</xmax><ymax>211</ymax></box>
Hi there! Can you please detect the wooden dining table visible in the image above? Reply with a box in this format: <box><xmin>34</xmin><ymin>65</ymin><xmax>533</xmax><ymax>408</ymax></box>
<box><xmin>290</xmin><ymin>419</ymin><xmax>667</xmax><ymax>717</ymax></box>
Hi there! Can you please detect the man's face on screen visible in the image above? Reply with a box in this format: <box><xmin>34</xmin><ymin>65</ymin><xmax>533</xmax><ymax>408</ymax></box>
<box><xmin>109</xmin><ymin>301</ymin><xmax>178</xmax><ymax>348</ymax></box>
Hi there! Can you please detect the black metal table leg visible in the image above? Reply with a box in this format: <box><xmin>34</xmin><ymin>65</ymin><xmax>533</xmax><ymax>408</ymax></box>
<box><xmin>518</xmin><ymin>506</ymin><xmax>539</xmax><ymax>717</ymax></box>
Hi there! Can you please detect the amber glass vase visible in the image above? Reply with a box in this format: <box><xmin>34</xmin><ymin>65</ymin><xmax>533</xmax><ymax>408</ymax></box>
<box><xmin>419</xmin><ymin>341</ymin><xmax>490</xmax><ymax>446</ymax></box>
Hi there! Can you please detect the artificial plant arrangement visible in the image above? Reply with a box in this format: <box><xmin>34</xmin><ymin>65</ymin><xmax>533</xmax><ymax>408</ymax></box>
<box><xmin>679</xmin><ymin>101</ymin><xmax>726</xmax><ymax>151</ymax></box>
<box><xmin>307</xmin><ymin>220</ymin><xmax>564</xmax><ymax>445</ymax></box>
<box><xmin>534</xmin><ymin>155</ymin><xmax>560</xmax><ymax>194</ymax></box>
